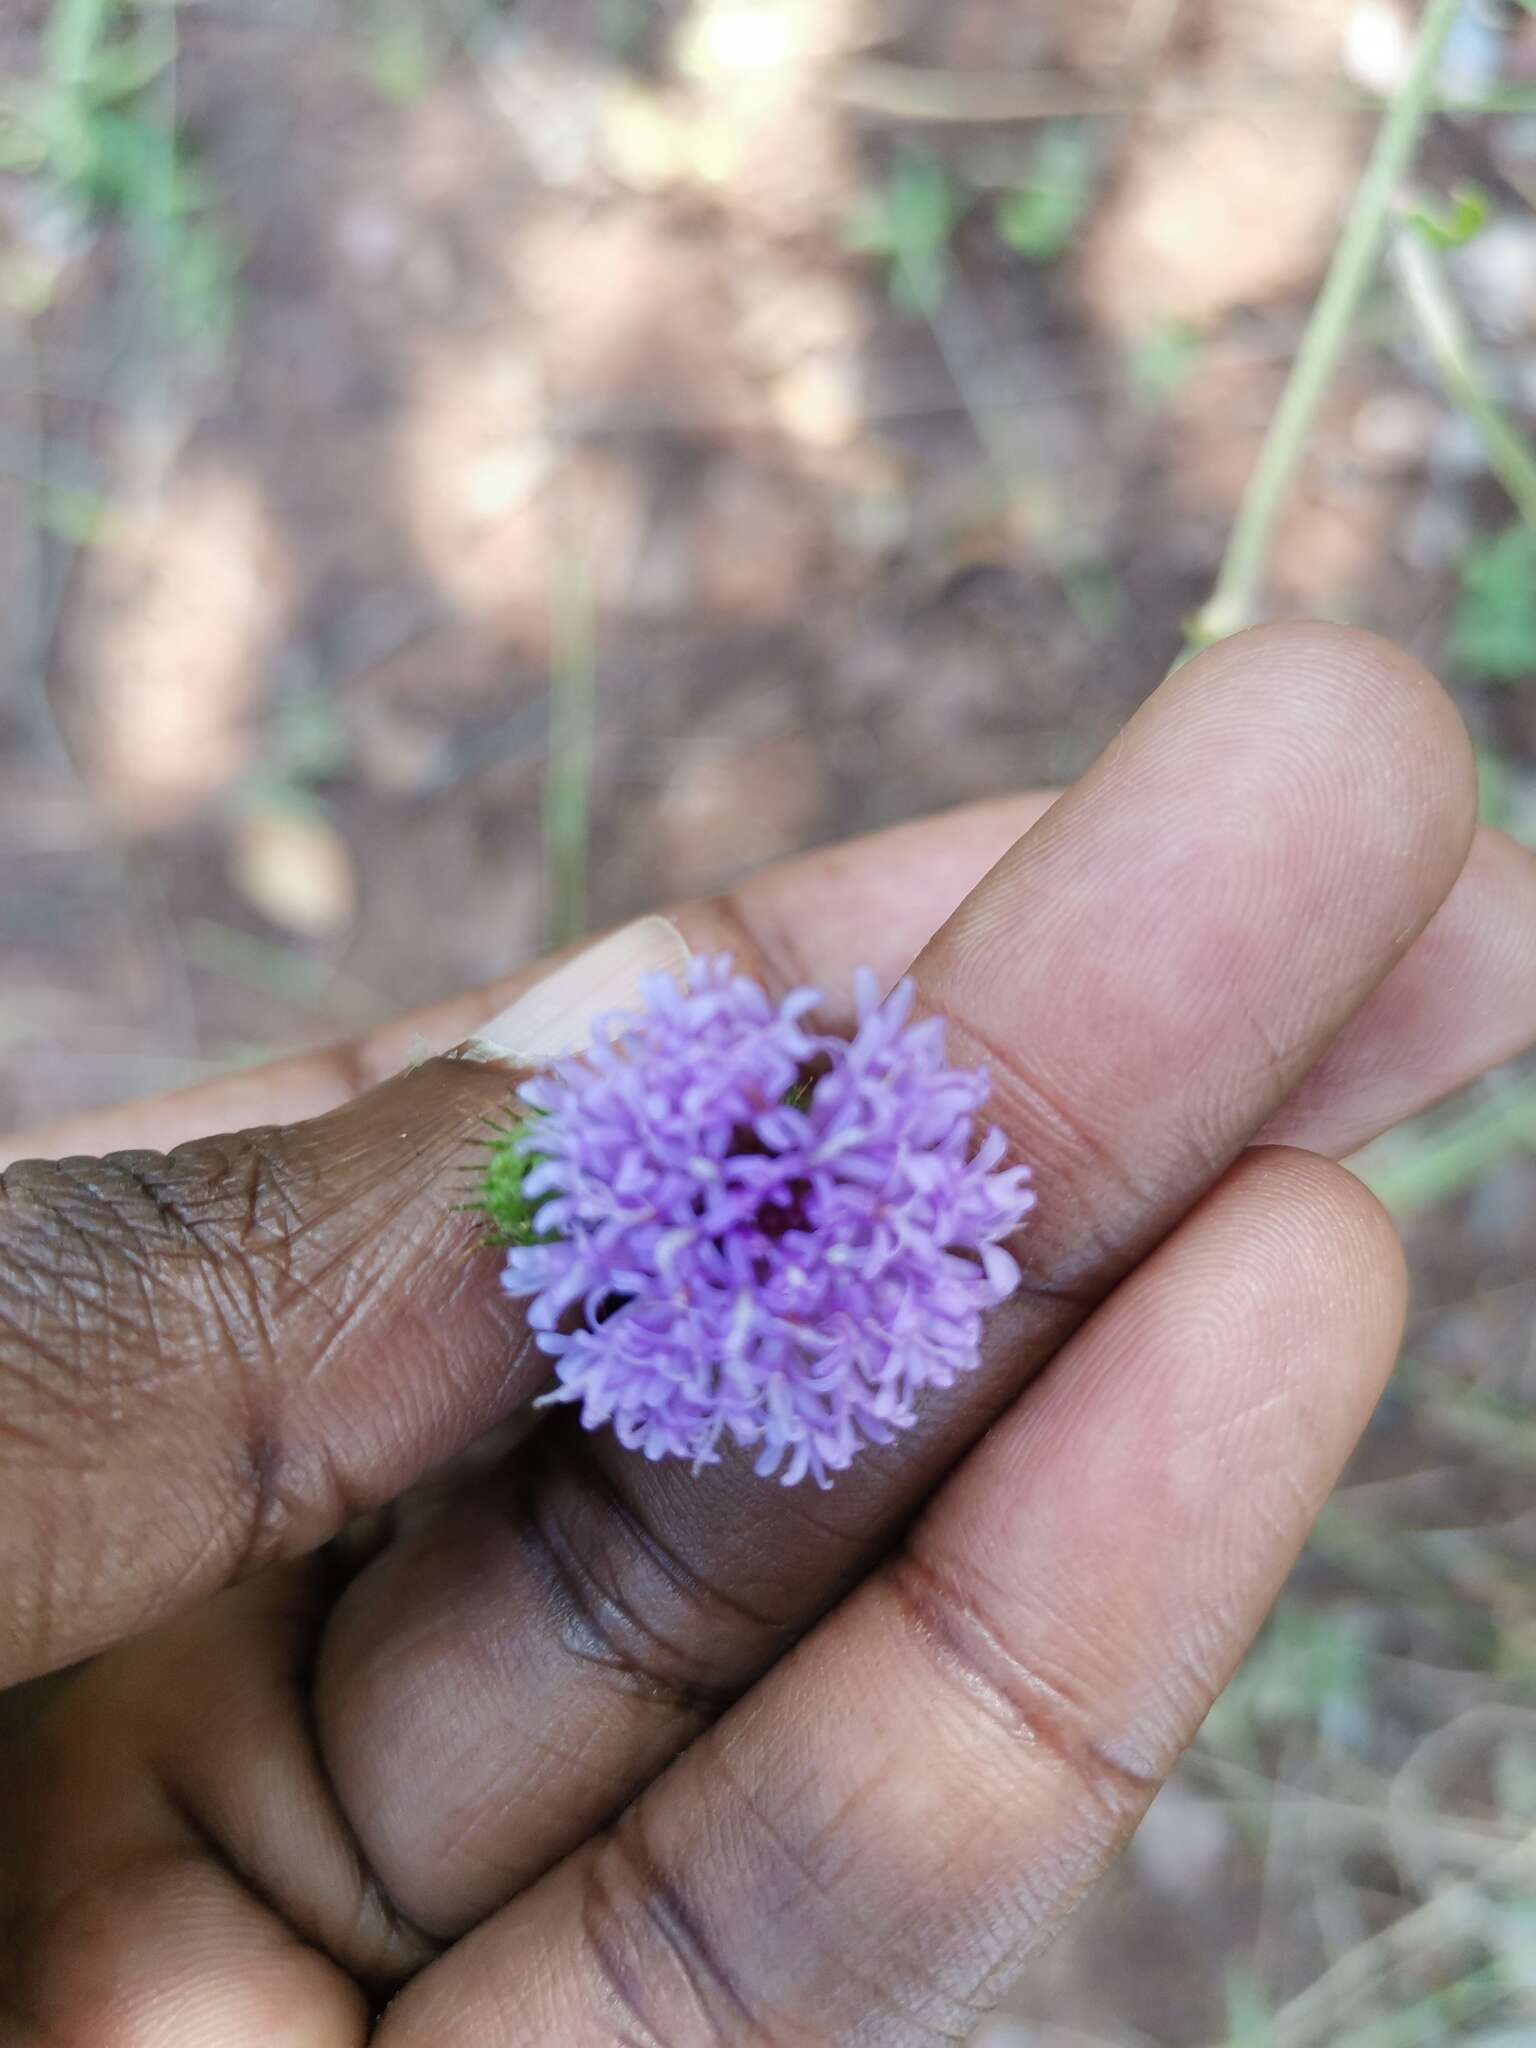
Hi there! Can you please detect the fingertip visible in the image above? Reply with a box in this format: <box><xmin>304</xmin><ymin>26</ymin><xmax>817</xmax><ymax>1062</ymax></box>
<box><xmin>913</xmin><ymin>623</ymin><xmax>1480</xmax><ymax>1259</ymax></box>
<box><xmin>1239</xmin><ymin>1142</ymin><xmax>1409</xmax><ymax>1315</ymax></box>
<box><xmin>1182</xmin><ymin>621</ymin><xmax>1477</xmax><ymax>866</ymax></box>
<box><xmin>1215</xmin><ymin>1145</ymin><xmax>1410</xmax><ymax>1448</ymax></box>
<box><xmin>1254</xmin><ymin>822</ymin><xmax>1536</xmax><ymax>1158</ymax></box>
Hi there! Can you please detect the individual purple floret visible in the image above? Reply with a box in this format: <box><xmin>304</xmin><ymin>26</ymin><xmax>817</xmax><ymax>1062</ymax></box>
<box><xmin>500</xmin><ymin>956</ymin><xmax>1035</xmax><ymax>1487</ymax></box>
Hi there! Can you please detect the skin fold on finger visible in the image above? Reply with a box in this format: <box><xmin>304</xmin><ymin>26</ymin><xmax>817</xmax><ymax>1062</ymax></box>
<box><xmin>315</xmin><ymin>622</ymin><xmax>1479</xmax><ymax>1938</ymax></box>
<box><xmin>377</xmin><ymin>1150</ymin><xmax>1408</xmax><ymax>2047</ymax></box>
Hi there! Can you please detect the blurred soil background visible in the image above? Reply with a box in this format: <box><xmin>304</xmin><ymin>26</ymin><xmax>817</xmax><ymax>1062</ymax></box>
<box><xmin>4</xmin><ymin>0</ymin><xmax>1536</xmax><ymax>2039</ymax></box>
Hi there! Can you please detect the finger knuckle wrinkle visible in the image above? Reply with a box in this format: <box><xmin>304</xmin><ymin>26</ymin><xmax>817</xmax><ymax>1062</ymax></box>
<box><xmin>581</xmin><ymin>1807</ymin><xmax>763</xmax><ymax>2047</ymax></box>
<box><xmin>962</xmin><ymin>1015</ymin><xmax>1163</xmax><ymax>1253</ymax></box>
<box><xmin>969</xmin><ymin>1022</ymin><xmax>1155</xmax><ymax>1213</ymax></box>
<box><xmin>918</xmin><ymin>1017</ymin><xmax>1153</xmax><ymax>1308</ymax></box>
<box><xmin>0</xmin><ymin>1146</ymin><xmax>340</xmax><ymax>1601</ymax></box>
<box><xmin>883</xmin><ymin>1548</ymin><xmax>1157</xmax><ymax>1825</ymax></box>
<box><xmin>0</xmin><ymin>1154</ymin><xmax>232</xmax><ymax>1432</ymax></box>
<box><xmin>514</xmin><ymin>1467</ymin><xmax>741</xmax><ymax>1720</ymax></box>
<box><xmin>713</xmin><ymin>887</ymin><xmax>799</xmax><ymax>1006</ymax></box>
<box><xmin>530</xmin><ymin>1441</ymin><xmax>792</xmax><ymax>1707</ymax></box>
<box><xmin>151</xmin><ymin>1134</ymin><xmax>305</xmax><ymax>1285</ymax></box>
<box><xmin>2</xmin><ymin>1147</ymin><xmax>289</xmax><ymax>1358</ymax></box>
<box><xmin>116</xmin><ymin>1146</ymin><xmax>305</xmax><ymax>1573</ymax></box>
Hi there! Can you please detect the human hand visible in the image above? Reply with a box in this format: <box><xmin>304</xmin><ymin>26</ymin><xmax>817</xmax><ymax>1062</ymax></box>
<box><xmin>3</xmin><ymin>625</ymin><xmax>1534</xmax><ymax>2046</ymax></box>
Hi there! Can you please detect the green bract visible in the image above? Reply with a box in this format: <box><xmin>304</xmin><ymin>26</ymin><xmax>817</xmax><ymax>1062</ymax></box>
<box><xmin>477</xmin><ymin>1119</ymin><xmax>551</xmax><ymax>1249</ymax></box>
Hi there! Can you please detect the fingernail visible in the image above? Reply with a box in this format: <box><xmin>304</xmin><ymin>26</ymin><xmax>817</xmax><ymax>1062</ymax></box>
<box><xmin>466</xmin><ymin>916</ymin><xmax>691</xmax><ymax>1065</ymax></box>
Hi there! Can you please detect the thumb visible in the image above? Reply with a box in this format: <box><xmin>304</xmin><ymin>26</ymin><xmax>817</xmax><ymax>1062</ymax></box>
<box><xmin>0</xmin><ymin>917</ymin><xmax>690</xmax><ymax>1688</ymax></box>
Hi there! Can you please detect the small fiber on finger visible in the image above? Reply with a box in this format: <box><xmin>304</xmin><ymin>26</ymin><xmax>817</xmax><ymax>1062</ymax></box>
<box><xmin>486</xmin><ymin>957</ymin><xmax>1034</xmax><ymax>1487</ymax></box>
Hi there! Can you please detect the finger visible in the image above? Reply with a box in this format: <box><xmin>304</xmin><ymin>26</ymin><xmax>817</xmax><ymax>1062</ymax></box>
<box><xmin>0</xmin><ymin>1565</ymin><xmax>429</xmax><ymax>2038</ymax></box>
<box><xmin>1256</xmin><ymin>824</ymin><xmax>1536</xmax><ymax>1154</ymax></box>
<box><xmin>2</xmin><ymin>794</ymin><xmax>1061</xmax><ymax>1166</ymax></box>
<box><xmin>0</xmin><ymin>917</ymin><xmax>708</xmax><ymax>1686</ymax></box>
<box><xmin>4</xmin><ymin>1848</ymin><xmax>365</xmax><ymax>2048</ymax></box>
<box><xmin>316</xmin><ymin>622</ymin><xmax>1477</xmax><ymax>1935</ymax></box>
<box><xmin>378</xmin><ymin>1149</ymin><xmax>1407</xmax><ymax>2044</ymax></box>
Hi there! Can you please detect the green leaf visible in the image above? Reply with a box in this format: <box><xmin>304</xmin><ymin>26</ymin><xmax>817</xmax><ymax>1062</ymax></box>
<box><xmin>848</xmin><ymin>151</ymin><xmax>962</xmax><ymax>317</ymax></box>
<box><xmin>1407</xmin><ymin>179</ymin><xmax>1492</xmax><ymax>251</ymax></box>
<box><xmin>993</xmin><ymin>122</ymin><xmax>1097</xmax><ymax>265</ymax></box>
<box><xmin>72</xmin><ymin>107</ymin><xmax>198</xmax><ymax>217</ymax></box>
<box><xmin>1448</xmin><ymin>524</ymin><xmax>1536</xmax><ymax>683</ymax></box>
<box><xmin>5</xmin><ymin>8</ymin><xmax>238</xmax><ymax>346</ymax></box>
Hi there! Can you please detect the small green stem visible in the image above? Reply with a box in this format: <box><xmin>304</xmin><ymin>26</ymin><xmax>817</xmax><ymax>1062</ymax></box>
<box><xmin>544</xmin><ymin>552</ymin><xmax>597</xmax><ymax>951</ymax></box>
<box><xmin>1189</xmin><ymin>0</ymin><xmax>1463</xmax><ymax>650</ymax></box>
<box><xmin>45</xmin><ymin>0</ymin><xmax>115</xmax><ymax>87</ymax></box>
<box><xmin>1391</xmin><ymin>228</ymin><xmax>1536</xmax><ymax>528</ymax></box>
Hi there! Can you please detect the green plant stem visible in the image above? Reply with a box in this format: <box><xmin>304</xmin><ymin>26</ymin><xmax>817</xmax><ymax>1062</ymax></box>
<box><xmin>544</xmin><ymin>553</ymin><xmax>597</xmax><ymax>950</ymax></box>
<box><xmin>1189</xmin><ymin>0</ymin><xmax>1463</xmax><ymax>649</ymax></box>
<box><xmin>1240</xmin><ymin>1829</ymin><xmax>1536</xmax><ymax>2048</ymax></box>
<box><xmin>1391</xmin><ymin>228</ymin><xmax>1536</xmax><ymax>528</ymax></box>
<box><xmin>45</xmin><ymin>0</ymin><xmax>115</xmax><ymax>86</ymax></box>
<box><xmin>837</xmin><ymin>62</ymin><xmax>1536</xmax><ymax>127</ymax></box>
<box><xmin>1358</xmin><ymin>1073</ymin><xmax>1536</xmax><ymax>1216</ymax></box>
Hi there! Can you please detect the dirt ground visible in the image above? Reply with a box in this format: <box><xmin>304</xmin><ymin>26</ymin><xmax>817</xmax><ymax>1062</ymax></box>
<box><xmin>3</xmin><ymin>2</ymin><xmax>1536</xmax><ymax>2040</ymax></box>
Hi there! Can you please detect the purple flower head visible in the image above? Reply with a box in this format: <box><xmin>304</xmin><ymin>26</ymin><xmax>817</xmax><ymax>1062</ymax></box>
<box><xmin>500</xmin><ymin>957</ymin><xmax>1035</xmax><ymax>1488</ymax></box>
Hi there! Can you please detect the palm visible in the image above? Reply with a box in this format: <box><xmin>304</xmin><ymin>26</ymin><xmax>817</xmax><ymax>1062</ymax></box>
<box><xmin>5</xmin><ymin>629</ymin><xmax>1536</xmax><ymax>2046</ymax></box>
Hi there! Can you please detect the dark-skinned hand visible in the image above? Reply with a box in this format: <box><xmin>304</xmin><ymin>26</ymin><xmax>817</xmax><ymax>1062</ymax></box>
<box><xmin>4</xmin><ymin>626</ymin><xmax>1536</xmax><ymax>2047</ymax></box>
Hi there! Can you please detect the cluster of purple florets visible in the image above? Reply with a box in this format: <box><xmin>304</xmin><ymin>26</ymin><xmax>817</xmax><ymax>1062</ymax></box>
<box><xmin>501</xmin><ymin>957</ymin><xmax>1035</xmax><ymax>1487</ymax></box>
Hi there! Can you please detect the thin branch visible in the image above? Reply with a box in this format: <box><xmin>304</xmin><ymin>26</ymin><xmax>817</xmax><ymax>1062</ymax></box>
<box><xmin>1189</xmin><ymin>0</ymin><xmax>1465</xmax><ymax>649</ymax></box>
<box><xmin>543</xmin><ymin>553</ymin><xmax>597</xmax><ymax>951</ymax></box>
<box><xmin>1245</xmin><ymin>1831</ymin><xmax>1536</xmax><ymax>2048</ymax></box>
<box><xmin>1391</xmin><ymin>227</ymin><xmax>1536</xmax><ymax>528</ymax></box>
<box><xmin>835</xmin><ymin>59</ymin><xmax>1536</xmax><ymax>127</ymax></box>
